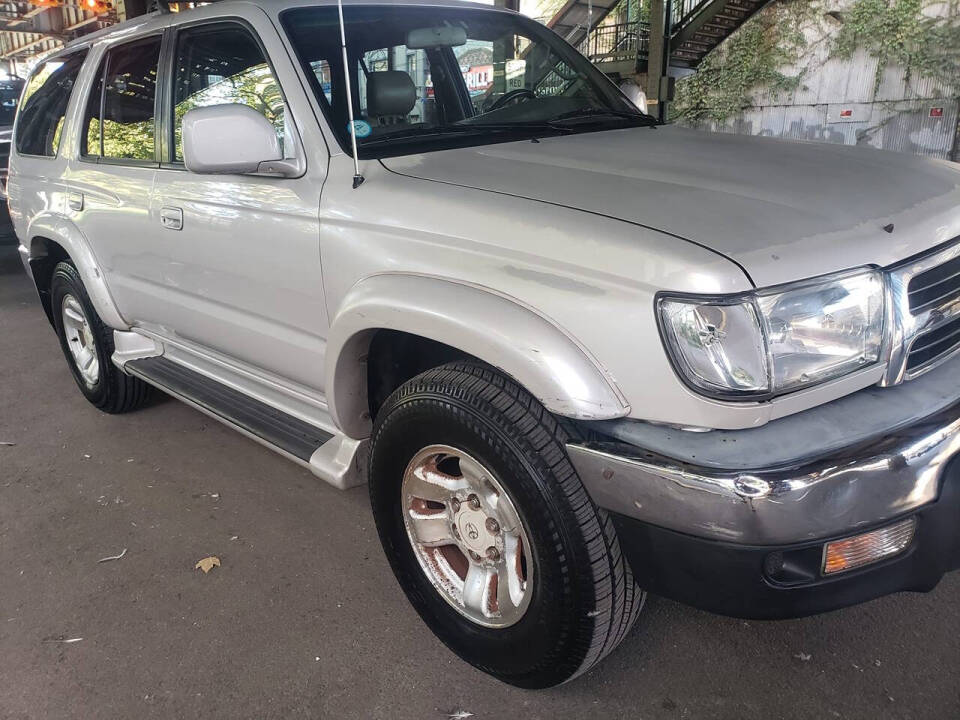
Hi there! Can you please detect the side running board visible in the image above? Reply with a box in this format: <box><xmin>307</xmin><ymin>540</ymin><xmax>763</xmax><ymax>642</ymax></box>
<box><xmin>125</xmin><ymin>356</ymin><xmax>333</xmax><ymax>463</ymax></box>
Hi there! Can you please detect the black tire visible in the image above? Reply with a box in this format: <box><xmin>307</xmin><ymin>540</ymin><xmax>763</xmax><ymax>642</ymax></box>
<box><xmin>369</xmin><ymin>362</ymin><xmax>644</xmax><ymax>688</ymax></box>
<box><xmin>50</xmin><ymin>260</ymin><xmax>151</xmax><ymax>414</ymax></box>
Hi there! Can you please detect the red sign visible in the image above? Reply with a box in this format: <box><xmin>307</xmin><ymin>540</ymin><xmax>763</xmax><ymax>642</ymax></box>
<box><xmin>930</xmin><ymin>107</ymin><xmax>944</xmax><ymax>118</ymax></box>
<box><xmin>839</xmin><ymin>109</ymin><xmax>853</xmax><ymax>118</ymax></box>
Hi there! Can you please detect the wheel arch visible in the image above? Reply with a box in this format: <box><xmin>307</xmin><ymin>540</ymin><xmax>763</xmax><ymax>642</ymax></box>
<box><xmin>26</xmin><ymin>214</ymin><xmax>128</xmax><ymax>330</ymax></box>
<box><xmin>326</xmin><ymin>273</ymin><xmax>630</xmax><ymax>439</ymax></box>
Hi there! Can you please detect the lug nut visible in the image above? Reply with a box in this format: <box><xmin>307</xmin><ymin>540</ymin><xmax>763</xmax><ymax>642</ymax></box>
<box><xmin>468</xmin><ymin>494</ymin><xmax>481</xmax><ymax>510</ymax></box>
<box><xmin>485</xmin><ymin>547</ymin><xmax>500</xmax><ymax>562</ymax></box>
<box><xmin>485</xmin><ymin>517</ymin><xmax>500</xmax><ymax>534</ymax></box>
<box><xmin>469</xmin><ymin>550</ymin><xmax>482</xmax><ymax>563</ymax></box>
<box><xmin>450</xmin><ymin>498</ymin><xmax>461</xmax><ymax>513</ymax></box>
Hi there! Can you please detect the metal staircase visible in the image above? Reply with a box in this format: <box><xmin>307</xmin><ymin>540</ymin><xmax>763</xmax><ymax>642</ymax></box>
<box><xmin>669</xmin><ymin>0</ymin><xmax>771</xmax><ymax>68</ymax></box>
<box><xmin>546</xmin><ymin>0</ymin><xmax>774</xmax><ymax>78</ymax></box>
<box><xmin>545</xmin><ymin>0</ymin><xmax>626</xmax><ymax>50</ymax></box>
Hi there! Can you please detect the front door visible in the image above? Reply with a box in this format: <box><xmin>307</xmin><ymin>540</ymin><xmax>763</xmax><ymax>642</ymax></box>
<box><xmin>146</xmin><ymin>18</ymin><xmax>330</xmax><ymax>392</ymax></box>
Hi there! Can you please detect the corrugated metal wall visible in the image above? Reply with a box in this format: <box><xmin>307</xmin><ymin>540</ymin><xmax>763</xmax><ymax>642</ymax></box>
<box><xmin>679</xmin><ymin>2</ymin><xmax>960</xmax><ymax>160</ymax></box>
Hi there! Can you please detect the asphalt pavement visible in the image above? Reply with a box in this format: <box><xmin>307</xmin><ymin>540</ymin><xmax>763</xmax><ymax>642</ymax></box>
<box><xmin>1</xmin><ymin>243</ymin><xmax>958</xmax><ymax>720</ymax></box>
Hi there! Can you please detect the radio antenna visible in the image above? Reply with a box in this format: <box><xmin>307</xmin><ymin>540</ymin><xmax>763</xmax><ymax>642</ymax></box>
<box><xmin>336</xmin><ymin>0</ymin><xmax>365</xmax><ymax>188</ymax></box>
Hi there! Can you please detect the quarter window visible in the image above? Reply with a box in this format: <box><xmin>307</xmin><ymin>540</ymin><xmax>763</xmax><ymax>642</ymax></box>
<box><xmin>15</xmin><ymin>51</ymin><xmax>88</xmax><ymax>157</ymax></box>
<box><xmin>82</xmin><ymin>37</ymin><xmax>161</xmax><ymax>161</ymax></box>
<box><xmin>171</xmin><ymin>23</ymin><xmax>285</xmax><ymax>161</ymax></box>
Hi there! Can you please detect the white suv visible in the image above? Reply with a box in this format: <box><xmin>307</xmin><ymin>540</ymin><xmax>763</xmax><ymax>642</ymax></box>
<box><xmin>9</xmin><ymin>0</ymin><xmax>960</xmax><ymax>688</ymax></box>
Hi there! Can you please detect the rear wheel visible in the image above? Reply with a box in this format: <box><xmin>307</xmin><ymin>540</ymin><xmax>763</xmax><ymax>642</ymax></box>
<box><xmin>369</xmin><ymin>362</ymin><xmax>644</xmax><ymax>688</ymax></box>
<box><xmin>50</xmin><ymin>261</ymin><xmax>150</xmax><ymax>414</ymax></box>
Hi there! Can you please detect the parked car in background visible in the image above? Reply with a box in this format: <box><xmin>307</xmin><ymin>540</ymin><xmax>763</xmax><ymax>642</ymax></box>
<box><xmin>0</xmin><ymin>75</ymin><xmax>24</xmax><ymax>227</ymax></box>
<box><xmin>8</xmin><ymin>0</ymin><xmax>960</xmax><ymax>689</ymax></box>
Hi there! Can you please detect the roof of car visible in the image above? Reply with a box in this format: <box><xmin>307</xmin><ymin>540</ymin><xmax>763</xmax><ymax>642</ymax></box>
<box><xmin>62</xmin><ymin>0</ymin><xmax>513</xmax><ymax>52</ymax></box>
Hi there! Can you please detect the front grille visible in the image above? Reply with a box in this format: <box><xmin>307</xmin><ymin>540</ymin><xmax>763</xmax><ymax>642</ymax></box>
<box><xmin>908</xmin><ymin>253</ymin><xmax>960</xmax><ymax>314</ymax></box>
<box><xmin>906</xmin><ymin>314</ymin><xmax>960</xmax><ymax>372</ymax></box>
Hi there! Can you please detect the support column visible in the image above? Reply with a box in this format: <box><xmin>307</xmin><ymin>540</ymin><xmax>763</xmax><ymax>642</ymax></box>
<box><xmin>645</xmin><ymin>0</ymin><xmax>672</xmax><ymax>123</ymax></box>
<box><xmin>492</xmin><ymin>0</ymin><xmax>520</xmax><ymax>97</ymax></box>
<box><xmin>952</xmin><ymin>100</ymin><xmax>960</xmax><ymax>162</ymax></box>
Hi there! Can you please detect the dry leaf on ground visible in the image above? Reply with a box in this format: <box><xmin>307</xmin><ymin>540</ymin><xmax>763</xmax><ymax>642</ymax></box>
<box><xmin>195</xmin><ymin>556</ymin><xmax>221</xmax><ymax>574</ymax></box>
<box><xmin>98</xmin><ymin>548</ymin><xmax>127</xmax><ymax>564</ymax></box>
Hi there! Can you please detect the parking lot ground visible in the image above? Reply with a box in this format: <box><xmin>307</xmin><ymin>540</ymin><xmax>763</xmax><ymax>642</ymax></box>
<box><xmin>1</xmin><ymin>243</ymin><xmax>959</xmax><ymax>720</ymax></box>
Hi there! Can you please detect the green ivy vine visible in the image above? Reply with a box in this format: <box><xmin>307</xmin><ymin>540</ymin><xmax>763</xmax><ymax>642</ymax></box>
<box><xmin>672</xmin><ymin>0</ymin><xmax>960</xmax><ymax>124</ymax></box>
<box><xmin>832</xmin><ymin>0</ymin><xmax>960</xmax><ymax>92</ymax></box>
<box><xmin>671</xmin><ymin>0</ymin><xmax>812</xmax><ymax>123</ymax></box>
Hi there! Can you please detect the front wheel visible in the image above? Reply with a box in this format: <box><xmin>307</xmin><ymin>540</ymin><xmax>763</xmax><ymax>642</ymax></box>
<box><xmin>369</xmin><ymin>362</ymin><xmax>644</xmax><ymax>688</ymax></box>
<box><xmin>50</xmin><ymin>261</ymin><xmax>151</xmax><ymax>414</ymax></box>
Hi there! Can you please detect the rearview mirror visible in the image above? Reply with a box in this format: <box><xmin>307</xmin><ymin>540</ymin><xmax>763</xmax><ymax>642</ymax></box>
<box><xmin>406</xmin><ymin>26</ymin><xmax>467</xmax><ymax>49</ymax></box>
<box><xmin>182</xmin><ymin>104</ymin><xmax>282</xmax><ymax>175</ymax></box>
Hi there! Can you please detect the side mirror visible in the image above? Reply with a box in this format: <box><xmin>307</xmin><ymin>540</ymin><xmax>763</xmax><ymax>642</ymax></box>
<box><xmin>182</xmin><ymin>104</ymin><xmax>282</xmax><ymax>175</ymax></box>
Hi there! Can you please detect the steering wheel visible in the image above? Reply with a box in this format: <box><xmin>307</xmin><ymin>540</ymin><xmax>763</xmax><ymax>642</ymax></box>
<box><xmin>488</xmin><ymin>88</ymin><xmax>537</xmax><ymax>112</ymax></box>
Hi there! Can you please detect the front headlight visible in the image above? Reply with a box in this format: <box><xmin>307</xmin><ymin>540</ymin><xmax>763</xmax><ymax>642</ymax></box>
<box><xmin>658</xmin><ymin>270</ymin><xmax>885</xmax><ymax>398</ymax></box>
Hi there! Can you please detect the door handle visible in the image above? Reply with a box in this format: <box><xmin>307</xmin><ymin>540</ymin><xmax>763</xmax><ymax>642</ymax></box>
<box><xmin>67</xmin><ymin>191</ymin><xmax>83</xmax><ymax>212</ymax></box>
<box><xmin>159</xmin><ymin>206</ymin><xmax>183</xmax><ymax>231</ymax></box>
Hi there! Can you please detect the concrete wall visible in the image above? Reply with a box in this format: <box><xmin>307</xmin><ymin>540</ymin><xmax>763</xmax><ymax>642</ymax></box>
<box><xmin>678</xmin><ymin>1</ymin><xmax>960</xmax><ymax>160</ymax></box>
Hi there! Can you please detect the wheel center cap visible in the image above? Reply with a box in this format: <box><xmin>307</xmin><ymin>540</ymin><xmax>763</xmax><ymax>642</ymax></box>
<box><xmin>456</xmin><ymin>507</ymin><xmax>495</xmax><ymax>553</ymax></box>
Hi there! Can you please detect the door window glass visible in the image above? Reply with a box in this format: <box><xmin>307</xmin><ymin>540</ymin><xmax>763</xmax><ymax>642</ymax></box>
<box><xmin>82</xmin><ymin>37</ymin><xmax>161</xmax><ymax>161</ymax></box>
<box><xmin>172</xmin><ymin>23</ymin><xmax>285</xmax><ymax>161</ymax></box>
<box><xmin>15</xmin><ymin>51</ymin><xmax>88</xmax><ymax>157</ymax></box>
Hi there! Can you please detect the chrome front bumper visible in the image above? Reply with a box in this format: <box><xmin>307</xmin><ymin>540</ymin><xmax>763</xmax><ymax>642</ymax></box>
<box><xmin>568</xmin><ymin>395</ymin><xmax>960</xmax><ymax>546</ymax></box>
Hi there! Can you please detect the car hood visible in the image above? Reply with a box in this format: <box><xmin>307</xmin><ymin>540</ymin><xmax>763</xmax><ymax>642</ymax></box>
<box><xmin>381</xmin><ymin>125</ymin><xmax>960</xmax><ymax>288</ymax></box>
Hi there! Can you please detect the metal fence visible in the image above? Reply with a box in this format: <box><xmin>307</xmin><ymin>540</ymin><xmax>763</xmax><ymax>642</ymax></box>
<box><xmin>579</xmin><ymin>21</ymin><xmax>651</xmax><ymax>61</ymax></box>
<box><xmin>671</xmin><ymin>0</ymin><xmax>711</xmax><ymax>28</ymax></box>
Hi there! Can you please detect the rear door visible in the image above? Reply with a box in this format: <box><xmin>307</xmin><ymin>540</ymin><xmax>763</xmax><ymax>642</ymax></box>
<box><xmin>67</xmin><ymin>35</ymin><xmax>162</xmax><ymax>323</ymax></box>
<box><xmin>146</xmin><ymin>14</ymin><xmax>330</xmax><ymax>392</ymax></box>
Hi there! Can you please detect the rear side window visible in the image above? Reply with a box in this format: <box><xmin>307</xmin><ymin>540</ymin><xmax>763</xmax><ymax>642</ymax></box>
<box><xmin>15</xmin><ymin>51</ymin><xmax>88</xmax><ymax>157</ymax></box>
<box><xmin>171</xmin><ymin>23</ymin><xmax>285</xmax><ymax>161</ymax></box>
<box><xmin>82</xmin><ymin>36</ymin><xmax>161</xmax><ymax>162</ymax></box>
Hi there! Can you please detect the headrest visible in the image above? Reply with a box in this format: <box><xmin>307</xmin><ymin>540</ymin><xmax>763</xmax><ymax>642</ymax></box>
<box><xmin>367</xmin><ymin>71</ymin><xmax>416</xmax><ymax>118</ymax></box>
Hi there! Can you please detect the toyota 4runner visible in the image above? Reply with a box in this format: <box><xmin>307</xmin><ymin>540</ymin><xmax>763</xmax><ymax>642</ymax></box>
<box><xmin>9</xmin><ymin>0</ymin><xmax>960</xmax><ymax>689</ymax></box>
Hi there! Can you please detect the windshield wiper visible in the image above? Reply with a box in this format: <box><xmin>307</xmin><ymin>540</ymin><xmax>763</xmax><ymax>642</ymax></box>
<box><xmin>360</xmin><ymin>125</ymin><xmax>480</xmax><ymax>144</ymax></box>
<box><xmin>360</xmin><ymin>122</ymin><xmax>572</xmax><ymax>147</ymax></box>
<box><xmin>548</xmin><ymin>107</ymin><xmax>659</xmax><ymax>127</ymax></box>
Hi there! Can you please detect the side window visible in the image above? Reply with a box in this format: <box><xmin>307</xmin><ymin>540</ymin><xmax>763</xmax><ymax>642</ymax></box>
<box><xmin>82</xmin><ymin>37</ymin><xmax>162</xmax><ymax>161</ymax></box>
<box><xmin>15</xmin><ymin>51</ymin><xmax>88</xmax><ymax>157</ymax></box>
<box><xmin>172</xmin><ymin>23</ymin><xmax>285</xmax><ymax>161</ymax></box>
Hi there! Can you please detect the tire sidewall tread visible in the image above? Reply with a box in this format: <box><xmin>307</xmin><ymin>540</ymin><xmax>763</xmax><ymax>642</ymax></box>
<box><xmin>369</xmin><ymin>361</ymin><xmax>643</xmax><ymax>688</ymax></box>
<box><xmin>50</xmin><ymin>261</ymin><xmax>149</xmax><ymax>414</ymax></box>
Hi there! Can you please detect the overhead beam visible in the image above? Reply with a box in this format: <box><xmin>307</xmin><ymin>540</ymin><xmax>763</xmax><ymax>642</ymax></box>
<box><xmin>0</xmin><ymin>27</ymin><xmax>67</xmax><ymax>41</ymax></box>
<box><xmin>0</xmin><ymin>35</ymin><xmax>61</xmax><ymax>58</ymax></box>
<box><xmin>7</xmin><ymin>5</ymin><xmax>49</xmax><ymax>27</ymax></box>
<box><xmin>64</xmin><ymin>14</ymin><xmax>100</xmax><ymax>32</ymax></box>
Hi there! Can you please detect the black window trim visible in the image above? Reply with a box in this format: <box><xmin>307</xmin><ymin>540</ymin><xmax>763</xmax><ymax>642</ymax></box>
<box><xmin>78</xmin><ymin>32</ymin><xmax>165</xmax><ymax>169</ymax></box>
<box><xmin>14</xmin><ymin>46</ymin><xmax>91</xmax><ymax>161</ymax></box>
<box><xmin>159</xmin><ymin>15</ymin><xmax>295</xmax><ymax>172</ymax></box>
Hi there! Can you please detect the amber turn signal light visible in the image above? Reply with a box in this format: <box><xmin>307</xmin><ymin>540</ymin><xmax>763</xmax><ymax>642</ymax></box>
<box><xmin>822</xmin><ymin>517</ymin><xmax>917</xmax><ymax>575</ymax></box>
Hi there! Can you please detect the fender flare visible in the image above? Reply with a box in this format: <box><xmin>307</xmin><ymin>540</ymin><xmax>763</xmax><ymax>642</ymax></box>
<box><xmin>27</xmin><ymin>213</ymin><xmax>129</xmax><ymax>330</ymax></box>
<box><xmin>326</xmin><ymin>273</ymin><xmax>630</xmax><ymax>439</ymax></box>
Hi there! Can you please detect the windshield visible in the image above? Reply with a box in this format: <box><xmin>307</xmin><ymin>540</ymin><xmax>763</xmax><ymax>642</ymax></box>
<box><xmin>281</xmin><ymin>5</ymin><xmax>653</xmax><ymax>158</ymax></box>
